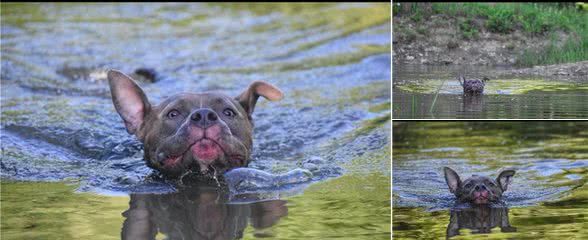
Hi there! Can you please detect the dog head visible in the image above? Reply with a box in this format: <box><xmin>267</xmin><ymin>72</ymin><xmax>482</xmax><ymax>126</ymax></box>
<box><xmin>107</xmin><ymin>70</ymin><xmax>283</xmax><ymax>178</ymax></box>
<box><xmin>444</xmin><ymin>167</ymin><xmax>515</xmax><ymax>205</ymax></box>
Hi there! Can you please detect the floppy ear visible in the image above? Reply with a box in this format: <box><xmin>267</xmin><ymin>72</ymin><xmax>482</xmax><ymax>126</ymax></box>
<box><xmin>236</xmin><ymin>81</ymin><xmax>283</xmax><ymax>116</ymax></box>
<box><xmin>444</xmin><ymin>167</ymin><xmax>461</xmax><ymax>194</ymax></box>
<box><xmin>107</xmin><ymin>69</ymin><xmax>151</xmax><ymax>135</ymax></box>
<box><xmin>496</xmin><ymin>169</ymin><xmax>515</xmax><ymax>192</ymax></box>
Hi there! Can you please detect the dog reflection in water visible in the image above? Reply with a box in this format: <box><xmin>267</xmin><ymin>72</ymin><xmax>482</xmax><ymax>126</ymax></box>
<box><xmin>446</xmin><ymin>205</ymin><xmax>516</xmax><ymax>238</ymax></box>
<box><xmin>121</xmin><ymin>184</ymin><xmax>287</xmax><ymax>240</ymax></box>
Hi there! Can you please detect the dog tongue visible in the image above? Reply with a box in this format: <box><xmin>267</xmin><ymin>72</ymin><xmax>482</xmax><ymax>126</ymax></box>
<box><xmin>191</xmin><ymin>139</ymin><xmax>221</xmax><ymax>163</ymax></box>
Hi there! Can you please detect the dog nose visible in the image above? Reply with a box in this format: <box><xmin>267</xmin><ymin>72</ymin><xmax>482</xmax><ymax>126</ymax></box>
<box><xmin>475</xmin><ymin>185</ymin><xmax>487</xmax><ymax>191</ymax></box>
<box><xmin>190</xmin><ymin>108</ymin><xmax>218</xmax><ymax>128</ymax></box>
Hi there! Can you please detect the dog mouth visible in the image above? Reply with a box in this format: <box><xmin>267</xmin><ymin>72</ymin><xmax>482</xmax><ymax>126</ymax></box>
<box><xmin>161</xmin><ymin>138</ymin><xmax>222</xmax><ymax>167</ymax></box>
<box><xmin>472</xmin><ymin>191</ymin><xmax>490</xmax><ymax>204</ymax></box>
<box><xmin>159</xmin><ymin>137</ymin><xmax>247</xmax><ymax>175</ymax></box>
<box><xmin>190</xmin><ymin>138</ymin><xmax>222</xmax><ymax>163</ymax></box>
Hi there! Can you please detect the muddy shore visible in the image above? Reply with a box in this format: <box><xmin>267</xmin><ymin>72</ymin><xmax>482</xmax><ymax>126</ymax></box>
<box><xmin>494</xmin><ymin>60</ymin><xmax>588</xmax><ymax>81</ymax></box>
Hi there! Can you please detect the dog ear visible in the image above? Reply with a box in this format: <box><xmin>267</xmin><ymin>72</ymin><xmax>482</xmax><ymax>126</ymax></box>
<box><xmin>107</xmin><ymin>69</ymin><xmax>151</xmax><ymax>135</ymax></box>
<box><xmin>236</xmin><ymin>81</ymin><xmax>283</xmax><ymax>116</ymax></box>
<box><xmin>497</xmin><ymin>169</ymin><xmax>515</xmax><ymax>192</ymax></box>
<box><xmin>444</xmin><ymin>167</ymin><xmax>461</xmax><ymax>194</ymax></box>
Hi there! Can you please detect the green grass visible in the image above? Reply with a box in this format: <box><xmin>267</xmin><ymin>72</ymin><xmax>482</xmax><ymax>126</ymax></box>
<box><xmin>519</xmin><ymin>27</ymin><xmax>588</xmax><ymax>66</ymax></box>
<box><xmin>459</xmin><ymin>18</ymin><xmax>479</xmax><ymax>39</ymax></box>
<box><xmin>395</xmin><ymin>3</ymin><xmax>588</xmax><ymax>66</ymax></box>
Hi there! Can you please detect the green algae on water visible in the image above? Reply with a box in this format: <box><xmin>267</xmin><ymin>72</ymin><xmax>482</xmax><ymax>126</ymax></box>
<box><xmin>395</xmin><ymin>78</ymin><xmax>588</xmax><ymax>95</ymax></box>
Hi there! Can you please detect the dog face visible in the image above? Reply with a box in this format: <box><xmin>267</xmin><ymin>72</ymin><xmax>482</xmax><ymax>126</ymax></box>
<box><xmin>444</xmin><ymin>167</ymin><xmax>515</xmax><ymax>205</ymax></box>
<box><xmin>107</xmin><ymin>70</ymin><xmax>283</xmax><ymax>178</ymax></box>
<box><xmin>457</xmin><ymin>74</ymin><xmax>489</xmax><ymax>95</ymax></box>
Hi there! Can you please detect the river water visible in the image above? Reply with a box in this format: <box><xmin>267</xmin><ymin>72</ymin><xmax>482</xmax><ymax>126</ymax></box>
<box><xmin>393</xmin><ymin>64</ymin><xmax>588</xmax><ymax>119</ymax></box>
<box><xmin>1</xmin><ymin>3</ymin><xmax>391</xmax><ymax>239</ymax></box>
<box><xmin>393</xmin><ymin>121</ymin><xmax>588</xmax><ymax>239</ymax></box>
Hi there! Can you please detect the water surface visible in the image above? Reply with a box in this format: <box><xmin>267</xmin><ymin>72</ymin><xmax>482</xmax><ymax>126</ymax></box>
<box><xmin>393</xmin><ymin>64</ymin><xmax>588</xmax><ymax>119</ymax></box>
<box><xmin>393</xmin><ymin>121</ymin><xmax>588</xmax><ymax>239</ymax></box>
<box><xmin>1</xmin><ymin>3</ymin><xmax>391</xmax><ymax>239</ymax></box>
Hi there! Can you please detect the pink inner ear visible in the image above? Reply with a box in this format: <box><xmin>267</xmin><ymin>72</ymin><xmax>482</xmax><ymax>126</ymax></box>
<box><xmin>109</xmin><ymin>70</ymin><xmax>148</xmax><ymax>133</ymax></box>
<box><xmin>118</xmin><ymin>81</ymin><xmax>145</xmax><ymax>119</ymax></box>
<box><xmin>256</xmin><ymin>83</ymin><xmax>283</xmax><ymax>101</ymax></box>
<box><xmin>125</xmin><ymin>104</ymin><xmax>144</xmax><ymax>128</ymax></box>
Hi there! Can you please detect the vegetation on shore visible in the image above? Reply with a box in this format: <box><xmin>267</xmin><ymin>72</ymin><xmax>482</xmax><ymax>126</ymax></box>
<box><xmin>394</xmin><ymin>3</ymin><xmax>588</xmax><ymax>67</ymax></box>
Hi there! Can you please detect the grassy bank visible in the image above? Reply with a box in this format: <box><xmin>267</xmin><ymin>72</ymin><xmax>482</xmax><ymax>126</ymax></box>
<box><xmin>394</xmin><ymin>3</ymin><xmax>588</xmax><ymax>66</ymax></box>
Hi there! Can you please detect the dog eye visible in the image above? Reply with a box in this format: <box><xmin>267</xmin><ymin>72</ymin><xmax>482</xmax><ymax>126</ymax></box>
<box><xmin>167</xmin><ymin>109</ymin><xmax>180</xmax><ymax>118</ymax></box>
<box><xmin>223</xmin><ymin>108</ymin><xmax>236</xmax><ymax>117</ymax></box>
<box><xmin>464</xmin><ymin>183</ymin><xmax>473</xmax><ymax>189</ymax></box>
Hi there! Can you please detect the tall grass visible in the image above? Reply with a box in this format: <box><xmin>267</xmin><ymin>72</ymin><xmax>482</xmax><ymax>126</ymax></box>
<box><xmin>518</xmin><ymin>27</ymin><xmax>588</xmax><ymax>66</ymax></box>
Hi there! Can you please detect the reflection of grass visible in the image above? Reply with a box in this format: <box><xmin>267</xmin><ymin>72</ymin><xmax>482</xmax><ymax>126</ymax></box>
<box><xmin>203</xmin><ymin>43</ymin><xmax>390</xmax><ymax>73</ymax></box>
<box><xmin>1</xmin><ymin>3</ymin><xmax>145</xmax><ymax>26</ymax></box>
<box><xmin>262</xmin><ymin>172</ymin><xmax>390</xmax><ymax>239</ymax></box>
<box><xmin>345</xmin><ymin>143</ymin><xmax>391</xmax><ymax>173</ymax></box>
<box><xmin>544</xmin><ymin>183</ymin><xmax>588</xmax><ymax>207</ymax></box>
<box><xmin>368</xmin><ymin>101</ymin><xmax>391</xmax><ymax>113</ymax></box>
<box><xmin>283</xmin><ymin>4</ymin><xmax>391</xmax><ymax>57</ymax></box>
<box><xmin>1</xmin><ymin>181</ymin><xmax>128</xmax><ymax>239</ymax></box>
<box><xmin>215</xmin><ymin>3</ymin><xmax>391</xmax><ymax>57</ymax></box>
<box><xmin>280</xmin><ymin>44</ymin><xmax>390</xmax><ymax>71</ymax></box>
<box><xmin>287</xmin><ymin>80</ymin><xmax>390</xmax><ymax>111</ymax></box>
<box><xmin>352</xmin><ymin>113</ymin><xmax>391</xmax><ymax>138</ymax></box>
<box><xmin>210</xmin><ymin>3</ymin><xmax>337</xmax><ymax>16</ymax></box>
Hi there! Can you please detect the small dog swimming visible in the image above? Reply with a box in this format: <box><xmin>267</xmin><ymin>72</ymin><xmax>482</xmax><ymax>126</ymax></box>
<box><xmin>444</xmin><ymin>167</ymin><xmax>515</xmax><ymax>205</ymax></box>
<box><xmin>458</xmin><ymin>74</ymin><xmax>489</xmax><ymax>95</ymax></box>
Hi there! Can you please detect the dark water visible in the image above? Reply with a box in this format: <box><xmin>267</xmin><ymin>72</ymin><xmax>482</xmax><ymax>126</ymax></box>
<box><xmin>1</xmin><ymin>3</ymin><xmax>391</xmax><ymax>239</ymax></box>
<box><xmin>393</xmin><ymin>64</ymin><xmax>588</xmax><ymax>119</ymax></box>
<box><xmin>393</xmin><ymin>121</ymin><xmax>588</xmax><ymax>239</ymax></box>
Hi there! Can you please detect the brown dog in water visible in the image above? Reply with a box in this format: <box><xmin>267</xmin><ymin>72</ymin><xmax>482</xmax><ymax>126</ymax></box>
<box><xmin>443</xmin><ymin>167</ymin><xmax>515</xmax><ymax>205</ymax></box>
<box><xmin>107</xmin><ymin>69</ymin><xmax>283</xmax><ymax>179</ymax></box>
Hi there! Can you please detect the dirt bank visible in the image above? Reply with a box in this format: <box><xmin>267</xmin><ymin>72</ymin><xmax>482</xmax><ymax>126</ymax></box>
<box><xmin>494</xmin><ymin>61</ymin><xmax>588</xmax><ymax>81</ymax></box>
<box><xmin>393</xmin><ymin>14</ymin><xmax>572</xmax><ymax>66</ymax></box>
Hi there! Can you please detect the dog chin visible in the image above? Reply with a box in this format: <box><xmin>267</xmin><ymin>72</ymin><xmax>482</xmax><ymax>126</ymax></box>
<box><xmin>191</xmin><ymin>139</ymin><xmax>222</xmax><ymax>163</ymax></box>
<box><xmin>473</xmin><ymin>198</ymin><xmax>489</xmax><ymax>204</ymax></box>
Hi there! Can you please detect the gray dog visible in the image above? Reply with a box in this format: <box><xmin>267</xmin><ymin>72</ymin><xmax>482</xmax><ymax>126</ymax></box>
<box><xmin>443</xmin><ymin>167</ymin><xmax>515</xmax><ymax>205</ymax></box>
<box><xmin>443</xmin><ymin>167</ymin><xmax>517</xmax><ymax>238</ymax></box>
<box><xmin>107</xmin><ymin>69</ymin><xmax>283</xmax><ymax>179</ymax></box>
<box><xmin>457</xmin><ymin>74</ymin><xmax>490</xmax><ymax>96</ymax></box>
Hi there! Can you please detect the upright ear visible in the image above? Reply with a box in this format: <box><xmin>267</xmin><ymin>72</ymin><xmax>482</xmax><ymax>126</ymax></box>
<box><xmin>496</xmin><ymin>169</ymin><xmax>515</xmax><ymax>192</ymax></box>
<box><xmin>236</xmin><ymin>81</ymin><xmax>283</xmax><ymax>116</ymax></box>
<box><xmin>107</xmin><ymin>69</ymin><xmax>151</xmax><ymax>135</ymax></box>
<box><xmin>444</xmin><ymin>167</ymin><xmax>461</xmax><ymax>194</ymax></box>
